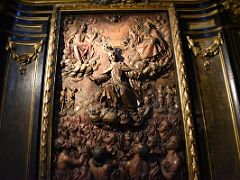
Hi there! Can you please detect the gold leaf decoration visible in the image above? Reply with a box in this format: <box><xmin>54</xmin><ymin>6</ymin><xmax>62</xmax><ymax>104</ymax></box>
<box><xmin>6</xmin><ymin>38</ymin><xmax>43</xmax><ymax>74</ymax></box>
<box><xmin>187</xmin><ymin>33</ymin><xmax>223</xmax><ymax>71</ymax></box>
<box><xmin>39</xmin><ymin>9</ymin><xmax>57</xmax><ymax>180</ymax></box>
<box><xmin>169</xmin><ymin>7</ymin><xmax>199</xmax><ymax>180</ymax></box>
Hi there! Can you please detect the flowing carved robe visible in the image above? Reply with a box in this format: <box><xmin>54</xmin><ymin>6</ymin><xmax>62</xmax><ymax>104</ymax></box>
<box><xmin>137</xmin><ymin>26</ymin><xmax>168</xmax><ymax>59</ymax></box>
<box><xmin>93</xmin><ymin>61</ymin><xmax>138</xmax><ymax>111</ymax></box>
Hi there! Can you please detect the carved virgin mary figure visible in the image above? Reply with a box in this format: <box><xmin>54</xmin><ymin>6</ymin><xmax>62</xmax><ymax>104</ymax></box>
<box><xmin>90</xmin><ymin>49</ymin><xmax>138</xmax><ymax>111</ymax></box>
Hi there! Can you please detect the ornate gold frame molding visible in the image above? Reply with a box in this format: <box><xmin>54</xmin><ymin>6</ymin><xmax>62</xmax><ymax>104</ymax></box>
<box><xmin>5</xmin><ymin>37</ymin><xmax>43</xmax><ymax>74</ymax></box>
<box><xmin>170</xmin><ymin>7</ymin><xmax>199</xmax><ymax>180</ymax></box>
<box><xmin>39</xmin><ymin>9</ymin><xmax>58</xmax><ymax>179</ymax></box>
<box><xmin>16</xmin><ymin>0</ymin><xmax>204</xmax><ymax>4</ymax></box>
<box><xmin>187</xmin><ymin>33</ymin><xmax>223</xmax><ymax>71</ymax></box>
<box><xmin>90</xmin><ymin>0</ymin><xmax>149</xmax><ymax>5</ymax></box>
<box><xmin>39</xmin><ymin>4</ymin><xmax>199</xmax><ymax>180</ymax></box>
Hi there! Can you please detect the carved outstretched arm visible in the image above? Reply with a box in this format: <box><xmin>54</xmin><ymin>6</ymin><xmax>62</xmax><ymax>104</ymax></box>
<box><xmin>70</xmin><ymin>157</ymin><xmax>84</xmax><ymax>166</ymax></box>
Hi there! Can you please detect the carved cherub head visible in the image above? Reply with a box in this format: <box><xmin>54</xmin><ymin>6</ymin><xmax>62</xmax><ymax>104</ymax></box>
<box><xmin>122</xmin><ymin>36</ymin><xmax>130</xmax><ymax>46</ymax></box>
<box><xmin>147</xmin><ymin>134</ymin><xmax>160</xmax><ymax>148</ymax></box>
<box><xmin>143</xmin><ymin>19</ymin><xmax>154</xmax><ymax>32</ymax></box>
<box><xmin>133</xmin><ymin>143</ymin><xmax>149</xmax><ymax>158</ymax></box>
<box><xmin>155</xmin><ymin>15</ymin><xmax>166</xmax><ymax>25</ymax></box>
<box><xmin>108</xmin><ymin>50</ymin><xmax>117</xmax><ymax>63</ymax></box>
<box><xmin>55</xmin><ymin>137</ymin><xmax>65</xmax><ymax>150</ymax></box>
<box><xmin>166</xmin><ymin>135</ymin><xmax>180</xmax><ymax>151</ymax></box>
<box><xmin>103</xmin><ymin>132</ymin><xmax>117</xmax><ymax>145</ymax></box>
<box><xmin>158</xmin><ymin>119</ymin><xmax>172</xmax><ymax>134</ymax></box>
<box><xmin>92</xmin><ymin>146</ymin><xmax>108</xmax><ymax>166</ymax></box>
<box><xmin>123</xmin><ymin>131</ymin><xmax>132</xmax><ymax>142</ymax></box>
<box><xmin>144</xmin><ymin>95</ymin><xmax>151</xmax><ymax>105</ymax></box>
<box><xmin>55</xmin><ymin>136</ymin><xmax>72</xmax><ymax>152</ymax></box>
<box><xmin>78</xmin><ymin>23</ymin><xmax>87</xmax><ymax>33</ymax></box>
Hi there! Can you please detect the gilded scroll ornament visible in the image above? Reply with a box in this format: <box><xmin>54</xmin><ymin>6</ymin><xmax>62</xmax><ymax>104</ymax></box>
<box><xmin>5</xmin><ymin>38</ymin><xmax>43</xmax><ymax>74</ymax></box>
<box><xmin>222</xmin><ymin>0</ymin><xmax>240</xmax><ymax>16</ymax></box>
<box><xmin>187</xmin><ymin>33</ymin><xmax>223</xmax><ymax>71</ymax></box>
<box><xmin>169</xmin><ymin>7</ymin><xmax>199</xmax><ymax>180</ymax></box>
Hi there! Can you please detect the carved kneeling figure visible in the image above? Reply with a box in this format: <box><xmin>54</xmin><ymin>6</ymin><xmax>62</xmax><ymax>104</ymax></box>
<box><xmin>89</xmin><ymin>147</ymin><xmax>117</xmax><ymax>180</ymax></box>
<box><xmin>125</xmin><ymin>143</ymin><xmax>149</xmax><ymax>180</ymax></box>
<box><xmin>161</xmin><ymin>135</ymin><xmax>182</xmax><ymax>180</ymax></box>
<box><xmin>54</xmin><ymin>138</ymin><xmax>87</xmax><ymax>179</ymax></box>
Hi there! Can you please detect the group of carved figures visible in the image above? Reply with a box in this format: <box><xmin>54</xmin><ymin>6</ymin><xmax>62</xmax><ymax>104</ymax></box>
<box><xmin>59</xmin><ymin>87</ymin><xmax>78</xmax><ymax>116</ymax></box>
<box><xmin>59</xmin><ymin>79</ymin><xmax>179</xmax><ymax>127</ymax></box>
<box><xmin>157</xmin><ymin>85</ymin><xmax>179</xmax><ymax>114</ymax></box>
<box><xmin>61</xmin><ymin>15</ymin><xmax>172</xmax><ymax>81</ymax></box>
<box><xmin>59</xmin><ymin>15</ymin><xmax>173</xmax><ymax>127</ymax></box>
<box><xmin>54</xmin><ymin>13</ymin><xmax>186</xmax><ymax>180</ymax></box>
<box><xmin>122</xmin><ymin>15</ymin><xmax>172</xmax><ymax>77</ymax></box>
<box><xmin>54</xmin><ymin>114</ymin><xmax>185</xmax><ymax>180</ymax></box>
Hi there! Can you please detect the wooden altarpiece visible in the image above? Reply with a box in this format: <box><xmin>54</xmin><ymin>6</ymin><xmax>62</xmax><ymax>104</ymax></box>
<box><xmin>39</xmin><ymin>3</ymin><xmax>199</xmax><ymax>180</ymax></box>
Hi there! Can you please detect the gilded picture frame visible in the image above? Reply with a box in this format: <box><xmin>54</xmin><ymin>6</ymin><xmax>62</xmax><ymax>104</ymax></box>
<box><xmin>39</xmin><ymin>3</ymin><xmax>199</xmax><ymax>180</ymax></box>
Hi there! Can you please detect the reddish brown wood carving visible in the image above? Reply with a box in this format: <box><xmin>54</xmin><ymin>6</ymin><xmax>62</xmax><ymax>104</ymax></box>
<box><xmin>53</xmin><ymin>12</ymin><xmax>186</xmax><ymax>180</ymax></box>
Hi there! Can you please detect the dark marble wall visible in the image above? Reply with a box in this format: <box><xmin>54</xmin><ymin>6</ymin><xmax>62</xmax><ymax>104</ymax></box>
<box><xmin>177</xmin><ymin>1</ymin><xmax>240</xmax><ymax>179</ymax></box>
<box><xmin>0</xmin><ymin>0</ymin><xmax>239</xmax><ymax>180</ymax></box>
<box><xmin>0</xmin><ymin>1</ymin><xmax>52</xmax><ymax>179</ymax></box>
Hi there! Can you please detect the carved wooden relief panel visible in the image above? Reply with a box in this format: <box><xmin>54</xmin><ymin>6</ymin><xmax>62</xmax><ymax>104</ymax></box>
<box><xmin>52</xmin><ymin>11</ymin><xmax>187</xmax><ymax>180</ymax></box>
